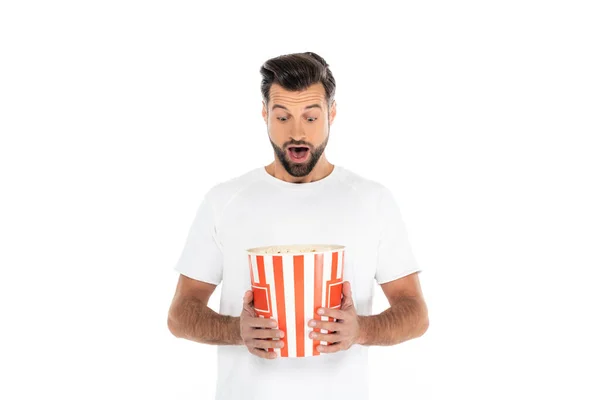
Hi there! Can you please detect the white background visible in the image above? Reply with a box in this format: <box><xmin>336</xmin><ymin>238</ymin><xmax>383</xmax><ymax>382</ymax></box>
<box><xmin>1</xmin><ymin>1</ymin><xmax>599</xmax><ymax>399</ymax></box>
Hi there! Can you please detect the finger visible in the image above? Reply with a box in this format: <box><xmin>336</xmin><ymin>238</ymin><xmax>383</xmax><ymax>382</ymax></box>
<box><xmin>317</xmin><ymin>342</ymin><xmax>343</xmax><ymax>354</ymax></box>
<box><xmin>250</xmin><ymin>339</ymin><xmax>285</xmax><ymax>350</ymax></box>
<box><xmin>317</xmin><ymin>307</ymin><xmax>345</xmax><ymax>320</ymax></box>
<box><xmin>309</xmin><ymin>331</ymin><xmax>341</xmax><ymax>343</ymax></box>
<box><xmin>252</xmin><ymin>328</ymin><xmax>285</xmax><ymax>340</ymax></box>
<box><xmin>249</xmin><ymin>347</ymin><xmax>278</xmax><ymax>359</ymax></box>
<box><xmin>308</xmin><ymin>319</ymin><xmax>339</xmax><ymax>331</ymax></box>
<box><xmin>247</xmin><ymin>317</ymin><xmax>278</xmax><ymax>329</ymax></box>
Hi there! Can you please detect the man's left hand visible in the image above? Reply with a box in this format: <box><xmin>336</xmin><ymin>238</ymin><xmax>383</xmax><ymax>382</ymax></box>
<box><xmin>307</xmin><ymin>281</ymin><xmax>361</xmax><ymax>354</ymax></box>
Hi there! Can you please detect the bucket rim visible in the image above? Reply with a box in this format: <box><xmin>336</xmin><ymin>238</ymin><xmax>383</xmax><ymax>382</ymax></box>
<box><xmin>246</xmin><ymin>244</ymin><xmax>345</xmax><ymax>256</ymax></box>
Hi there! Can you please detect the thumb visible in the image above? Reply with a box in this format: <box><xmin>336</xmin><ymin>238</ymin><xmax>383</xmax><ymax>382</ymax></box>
<box><xmin>341</xmin><ymin>281</ymin><xmax>354</xmax><ymax>306</ymax></box>
<box><xmin>342</xmin><ymin>281</ymin><xmax>352</xmax><ymax>297</ymax></box>
<box><xmin>243</xmin><ymin>290</ymin><xmax>253</xmax><ymax>304</ymax></box>
<box><xmin>242</xmin><ymin>290</ymin><xmax>257</xmax><ymax>317</ymax></box>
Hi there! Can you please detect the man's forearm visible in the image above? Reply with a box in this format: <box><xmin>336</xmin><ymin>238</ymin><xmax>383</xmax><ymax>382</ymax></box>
<box><xmin>357</xmin><ymin>296</ymin><xmax>428</xmax><ymax>346</ymax></box>
<box><xmin>168</xmin><ymin>297</ymin><xmax>243</xmax><ymax>345</ymax></box>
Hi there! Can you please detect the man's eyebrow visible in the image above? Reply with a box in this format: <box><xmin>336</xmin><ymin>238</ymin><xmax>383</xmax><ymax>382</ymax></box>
<box><xmin>271</xmin><ymin>103</ymin><xmax>322</xmax><ymax>111</ymax></box>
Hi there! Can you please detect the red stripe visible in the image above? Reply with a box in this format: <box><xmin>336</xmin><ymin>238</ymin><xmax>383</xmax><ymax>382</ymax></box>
<box><xmin>331</xmin><ymin>251</ymin><xmax>338</xmax><ymax>282</ymax></box>
<box><xmin>257</xmin><ymin>256</ymin><xmax>266</xmax><ymax>284</ymax></box>
<box><xmin>329</xmin><ymin>252</ymin><xmax>338</xmax><ymax>323</ymax></box>
<box><xmin>273</xmin><ymin>256</ymin><xmax>288</xmax><ymax>357</ymax></box>
<box><xmin>256</xmin><ymin>256</ymin><xmax>274</xmax><ymax>352</ymax></box>
<box><xmin>294</xmin><ymin>255</ymin><xmax>305</xmax><ymax>357</ymax></box>
<box><xmin>313</xmin><ymin>253</ymin><xmax>323</xmax><ymax>356</ymax></box>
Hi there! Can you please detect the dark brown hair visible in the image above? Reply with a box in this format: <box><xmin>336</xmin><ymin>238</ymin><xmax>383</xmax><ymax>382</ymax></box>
<box><xmin>260</xmin><ymin>52</ymin><xmax>336</xmax><ymax>109</ymax></box>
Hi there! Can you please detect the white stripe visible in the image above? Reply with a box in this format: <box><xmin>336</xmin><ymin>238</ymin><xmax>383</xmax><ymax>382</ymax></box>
<box><xmin>251</xmin><ymin>255</ymin><xmax>259</xmax><ymax>285</ymax></box>
<box><xmin>263</xmin><ymin>256</ymin><xmax>279</xmax><ymax>356</ymax></box>
<box><xmin>303</xmin><ymin>253</ymin><xmax>315</xmax><ymax>357</ymax></box>
<box><xmin>282</xmin><ymin>255</ymin><xmax>296</xmax><ymax>357</ymax></box>
<box><xmin>342</xmin><ymin>250</ymin><xmax>346</xmax><ymax>280</ymax></box>
<box><xmin>321</xmin><ymin>251</ymin><xmax>331</xmax><ymax>347</ymax></box>
<box><xmin>336</xmin><ymin>251</ymin><xmax>343</xmax><ymax>280</ymax></box>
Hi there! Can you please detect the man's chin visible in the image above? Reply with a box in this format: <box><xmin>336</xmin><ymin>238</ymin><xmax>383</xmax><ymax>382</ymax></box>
<box><xmin>287</xmin><ymin>168</ymin><xmax>310</xmax><ymax>177</ymax></box>
<box><xmin>284</xmin><ymin>162</ymin><xmax>314</xmax><ymax>177</ymax></box>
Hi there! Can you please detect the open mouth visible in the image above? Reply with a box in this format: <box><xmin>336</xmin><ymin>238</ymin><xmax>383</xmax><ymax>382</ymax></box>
<box><xmin>287</xmin><ymin>146</ymin><xmax>310</xmax><ymax>162</ymax></box>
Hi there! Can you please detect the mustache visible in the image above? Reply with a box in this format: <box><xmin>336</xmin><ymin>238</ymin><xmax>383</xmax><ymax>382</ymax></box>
<box><xmin>284</xmin><ymin>140</ymin><xmax>313</xmax><ymax>149</ymax></box>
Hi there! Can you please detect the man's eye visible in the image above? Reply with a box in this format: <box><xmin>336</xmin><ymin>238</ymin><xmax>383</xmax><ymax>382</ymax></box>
<box><xmin>307</xmin><ymin>117</ymin><xmax>317</xmax><ymax>122</ymax></box>
<box><xmin>277</xmin><ymin>117</ymin><xmax>288</xmax><ymax>122</ymax></box>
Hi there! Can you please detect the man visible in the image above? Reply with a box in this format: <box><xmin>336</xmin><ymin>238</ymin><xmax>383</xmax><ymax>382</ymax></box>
<box><xmin>167</xmin><ymin>52</ymin><xmax>429</xmax><ymax>400</ymax></box>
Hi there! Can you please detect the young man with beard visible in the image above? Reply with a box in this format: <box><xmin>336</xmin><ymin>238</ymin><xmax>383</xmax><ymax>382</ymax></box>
<box><xmin>167</xmin><ymin>52</ymin><xmax>429</xmax><ymax>400</ymax></box>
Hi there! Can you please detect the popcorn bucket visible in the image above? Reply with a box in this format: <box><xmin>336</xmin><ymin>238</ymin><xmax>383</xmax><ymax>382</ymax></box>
<box><xmin>246</xmin><ymin>244</ymin><xmax>345</xmax><ymax>358</ymax></box>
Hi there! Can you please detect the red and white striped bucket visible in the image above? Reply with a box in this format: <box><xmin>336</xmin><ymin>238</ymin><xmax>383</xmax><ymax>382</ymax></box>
<box><xmin>246</xmin><ymin>244</ymin><xmax>345</xmax><ymax>358</ymax></box>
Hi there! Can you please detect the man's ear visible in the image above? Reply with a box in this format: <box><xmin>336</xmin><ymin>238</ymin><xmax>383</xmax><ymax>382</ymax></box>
<box><xmin>262</xmin><ymin>101</ymin><xmax>268</xmax><ymax>124</ymax></box>
<box><xmin>329</xmin><ymin>100</ymin><xmax>337</xmax><ymax>125</ymax></box>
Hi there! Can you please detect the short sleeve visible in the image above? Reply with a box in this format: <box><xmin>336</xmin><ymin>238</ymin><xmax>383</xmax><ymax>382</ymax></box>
<box><xmin>374</xmin><ymin>186</ymin><xmax>421</xmax><ymax>284</ymax></box>
<box><xmin>173</xmin><ymin>192</ymin><xmax>223</xmax><ymax>285</ymax></box>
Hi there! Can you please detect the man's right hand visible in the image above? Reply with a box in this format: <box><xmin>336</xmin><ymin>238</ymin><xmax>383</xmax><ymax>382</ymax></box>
<box><xmin>240</xmin><ymin>290</ymin><xmax>285</xmax><ymax>359</ymax></box>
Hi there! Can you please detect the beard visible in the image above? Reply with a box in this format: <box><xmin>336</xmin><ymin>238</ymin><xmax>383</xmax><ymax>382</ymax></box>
<box><xmin>269</xmin><ymin>129</ymin><xmax>329</xmax><ymax>178</ymax></box>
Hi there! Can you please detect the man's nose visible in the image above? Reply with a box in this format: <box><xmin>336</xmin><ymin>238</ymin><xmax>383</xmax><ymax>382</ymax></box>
<box><xmin>289</xmin><ymin>122</ymin><xmax>306</xmax><ymax>141</ymax></box>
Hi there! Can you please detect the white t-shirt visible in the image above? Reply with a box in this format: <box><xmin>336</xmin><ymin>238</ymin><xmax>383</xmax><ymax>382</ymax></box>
<box><xmin>173</xmin><ymin>165</ymin><xmax>421</xmax><ymax>400</ymax></box>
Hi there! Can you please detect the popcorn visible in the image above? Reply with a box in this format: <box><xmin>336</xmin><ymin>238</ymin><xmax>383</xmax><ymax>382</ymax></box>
<box><xmin>251</xmin><ymin>245</ymin><xmax>340</xmax><ymax>254</ymax></box>
<box><xmin>260</xmin><ymin>247</ymin><xmax>318</xmax><ymax>254</ymax></box>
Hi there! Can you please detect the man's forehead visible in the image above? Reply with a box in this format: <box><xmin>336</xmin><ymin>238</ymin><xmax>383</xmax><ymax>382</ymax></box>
<box><xmin>269</xmin><ymin>83</ymin><xmax>326</xmax><ymax>105</ymax></box>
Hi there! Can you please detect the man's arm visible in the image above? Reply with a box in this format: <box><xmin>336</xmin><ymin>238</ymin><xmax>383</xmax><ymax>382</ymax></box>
<box><xmin>168</xmin><ymin>274</ymin><xmax>243</xmax><ymax>345</ymax></box>
<box><xmin>357</xmin><ymin>272</ymin><xmax>429</xmax><ymax>346</ymax></box>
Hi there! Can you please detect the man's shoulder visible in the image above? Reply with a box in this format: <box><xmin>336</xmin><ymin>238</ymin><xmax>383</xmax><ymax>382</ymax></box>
<box><xmin>204</xmin><ymin>167</ymin><xmax>262</xmax><ymax>204</ymax></box>
<box><xmin>336</xmin><ymin>165</ymin><xmax>388</xmax><ymax>198</ymax></box>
